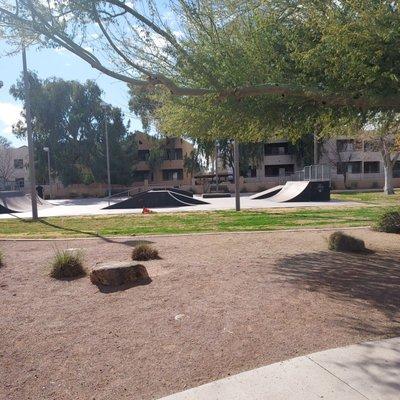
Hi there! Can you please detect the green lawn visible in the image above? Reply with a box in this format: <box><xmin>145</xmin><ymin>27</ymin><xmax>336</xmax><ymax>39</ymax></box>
<box><xmin>0</xmin><ymin>207</ymin><xmax>384</xmax><ymax>239</ymax></box>
<box><xmin>332</xmin><ymin>189</ymin><xmax>400</xmax><ymax>205</ymax></box>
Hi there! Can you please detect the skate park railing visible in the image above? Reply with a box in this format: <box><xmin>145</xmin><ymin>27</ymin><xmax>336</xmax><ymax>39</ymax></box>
<box><xmin>288</xmin><ymin>164</ymin><xmax>331</xmax><ymax>183</ymax></box>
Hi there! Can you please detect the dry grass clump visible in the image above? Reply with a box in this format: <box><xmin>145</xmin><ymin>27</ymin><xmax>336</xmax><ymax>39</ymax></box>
<box><xmin>0</xmin><ymin>251</ymin><xmax>4</xmax><ymax>267</ymax></box>
<box><xmin>132</xmin><ymin>244</ymin><xmax>160</xmax><ymax>261</ymax></box>
<box><xmin>374</xmin><ymin>209</ymin><xmax>400</xmax><ymax>234</ymax></box>
<box><xmin>49</xmin><ymin>249</ymin><xmax>86</xmax><ymax>279</ymax></box>
<box><xmin>328</xmin><ymin>231</ymin><xmax>366</xmax><ymax>253</ymax></box>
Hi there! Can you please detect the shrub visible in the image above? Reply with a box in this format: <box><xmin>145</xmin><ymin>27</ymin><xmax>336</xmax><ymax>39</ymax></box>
<box><xmin>0</xmin><ymin>251</ymin><xmax>4</xmax><ymax>267</ymax></box>
<box><xmin>50</xmin><ymin>249</ymin><xmax>86</xmax><ymax>279</ymax></box>
<box><xmin>132</xmin><ymin>244</ymin><xmax>160</xmax><ymax>261</ymax></box>
<box><xmin>328</xmin><ymin>231</ymin><xmax>366</xmax><ymax>253</ymax></box>
<box><xmin>374</xmin><ymin>210</ymin><xmax>400</xmax><ymax>234</ymax></box>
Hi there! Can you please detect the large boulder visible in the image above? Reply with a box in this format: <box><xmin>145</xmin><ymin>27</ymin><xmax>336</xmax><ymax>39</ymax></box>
<box><xmin>90</xmin><ymin>261</ymin><xmax>149</xmax><ymax>286</ymax></box>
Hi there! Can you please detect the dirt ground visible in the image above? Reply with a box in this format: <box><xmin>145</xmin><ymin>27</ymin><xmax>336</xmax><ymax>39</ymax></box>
<box><xmin>1</xmin><ymin>228</ymin><xmax>400</xmax><ymax>400</ymax></box>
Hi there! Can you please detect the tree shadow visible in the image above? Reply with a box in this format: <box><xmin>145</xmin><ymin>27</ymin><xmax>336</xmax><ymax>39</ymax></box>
<box><xmin>94</xmin><ymin>276</ymin><xmax>152</xmax><ymax>294</ymax></box>
<box><xmin>311</xmin><ymin>339</ymin><xmax>400</xmax><ymax>396</ymax></box>
<box><xmin>10</xmin><ymin>215</ymin><xmax>154</xmax><ymax>248</ymax></box>
<box><xmin>274</xmin><ymin>250</ymin><xmax>400</xmax><ymax>321</ymax></box>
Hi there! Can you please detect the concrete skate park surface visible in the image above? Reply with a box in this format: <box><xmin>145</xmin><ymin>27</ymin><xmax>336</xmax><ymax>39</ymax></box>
<box><xmin>0</xmin><ymin>194</ymin><xmax>358</xmax><ymax>219</ymax></box>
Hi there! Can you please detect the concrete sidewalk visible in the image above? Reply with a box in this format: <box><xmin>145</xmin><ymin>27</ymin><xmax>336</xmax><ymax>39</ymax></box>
<box><xmin>158</xmin><ymin>337</ymin><xmax>400</xmax><ymax>400</ymax></box>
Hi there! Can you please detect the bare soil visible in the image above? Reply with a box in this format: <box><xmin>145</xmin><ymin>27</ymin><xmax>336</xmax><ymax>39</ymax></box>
<box><xmin>1</xmin><ymin>229</ymin><xmax>400</xmax><ymax>400</ymax></box>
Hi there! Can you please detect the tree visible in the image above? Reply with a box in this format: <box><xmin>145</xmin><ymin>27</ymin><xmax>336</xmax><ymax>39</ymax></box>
<box><xmin>3</xmin><ymin>1</ymin><xmax>400</xmax><ymax>192</ymax></box>
<box><xmin>0</xmin><ymin>1</ymin><xmax>399</xmax><ymax>110</ymax></box>
<box><xmin>0</xmin><ymin>135</ymin><xmax>13</xmax><ymax>185</ymax></box>
<box><xmin>10</xmin><ymin>73</ymin><xmax>136</xmax><ymax>186</ymax></box>
<box><xmin>363</xmin><ymin>112</ymin><xmax>400</xmax><ymax>195</ymax></box>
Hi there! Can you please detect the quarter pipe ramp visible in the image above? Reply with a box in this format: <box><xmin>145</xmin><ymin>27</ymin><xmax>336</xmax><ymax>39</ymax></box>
<box><xmin>104</xmin><ymin>190</ymin><xmax>209</xmax><ymax>210</ymax></box>
<box><xmin>0</xmin><ymin>191</ymin><xmax>53</xmax><ymax>214</ymax></box>
<box><xmin>265</xmin><ymin>181</ymin><xmax>330</xmax><ymax>202</ymax></box>
<box><xmin>250</xmin><ymin>185</ymin><xmax>284</xmax><ymax>200</ymax></box>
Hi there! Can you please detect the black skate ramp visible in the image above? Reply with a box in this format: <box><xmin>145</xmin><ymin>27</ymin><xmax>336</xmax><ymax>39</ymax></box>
<box><xmin>151</xmin><ymin>187</ymin><xmax>194</xmax><ymax>197</ymax></box>
<box><xmin>0</xmin><ymin>191</ymin><xmax>53</xmax><ymax>214</ymax></box>
<box><xmin>250</xmin><ymin>185</ymin><xmax>284</xmax><ymax>200</ymax></box>
<box><xmin>104</xmin><ymin>190</ymin><xmax>209</xmax><ymax>209</ymax></box>
<box><xmin>266</xmin><ymin>181</ymin><xmax>330</xmax><ymax>202</ymax></box>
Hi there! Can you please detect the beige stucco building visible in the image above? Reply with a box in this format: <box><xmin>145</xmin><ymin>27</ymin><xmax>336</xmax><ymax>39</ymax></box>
<box><xmin>0</xmin><ymin>145</ymin><xmax>30</xmax><ymax>191</ymax></box>
<box><xmin>243</xmin><ymin>138</ymin><xmax>400</xmax><ymax>191</ymax></box>
<box><xmin>133</xmin><ymin>133</ymin><xmax>194</xmax><ymax>186</ymax></box>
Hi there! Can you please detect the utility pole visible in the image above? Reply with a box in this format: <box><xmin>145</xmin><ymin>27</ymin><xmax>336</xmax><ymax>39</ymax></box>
<box><xmin>22</xmin><ymin>46</ymin><xmax>38</xmax><ymax>219</ymax></box>
<box><xmin>234</xmin><ymin>140</ymin><xmax>240</xmax><ymax>211</ymax></box>
<box><xmin>105</xmin><ymin>120</ymin><xmax>111</xmax><ymax>205</ymax></box>
<box><xmin>313</xmin><ymin>133</ymin><xmax>319</xmax><ymax>165</ymax></box>
<box><xmin>100</xmin><ymin>101</ymin><xmax>112</xmax><ymax>206</ymax></box>
<box><xmin>215</xmin><ymin>142</ymin><xmax>219</xmax><ymax>192</ymax></box>
<box><xmin>43</xmin><ymin>147</ymin><xmax>52</xmax><ymax>199</ymax></box>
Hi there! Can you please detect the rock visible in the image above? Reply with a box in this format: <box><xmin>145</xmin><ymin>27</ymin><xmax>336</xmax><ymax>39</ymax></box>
<box><xmin>90</xmin><ymin>261</ymin><xmax>149</xmax><ymax>286</ymax></box>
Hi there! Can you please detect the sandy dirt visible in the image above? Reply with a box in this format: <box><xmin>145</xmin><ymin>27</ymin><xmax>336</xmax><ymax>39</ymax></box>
<box><xmin>1</xmin><ymin>228</ymin><xmax>400</xmax><ymax>400</ymax></box>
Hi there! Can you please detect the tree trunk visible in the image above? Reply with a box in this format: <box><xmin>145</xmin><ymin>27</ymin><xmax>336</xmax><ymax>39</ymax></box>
<box><xmin>383</xmin><ymin>162</ymin><xmax>395</xmax><ymax>195</ymax></box>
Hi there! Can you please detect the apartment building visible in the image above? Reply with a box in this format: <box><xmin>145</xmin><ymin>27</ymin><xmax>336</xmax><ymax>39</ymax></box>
<box><xmin>320</xmin><ymin>138</ymin><xmax>400</xmax><ymax>189</ymax></box>
<box><xmin>247</xmin><ymin>140</ymin><xmax>301</xmax><ymax>182</ymax></box>
<box><xmin>0</xmin><ymin>145</ymin><xmax>30</xmax><ymax>191</ymax></box>
<box><xmin>244</xmin><ymin>138</ymin><xmax>400</xmax><ymax>190</ymax></box>
<box><xmin>133</xmin><ymin>132</ymin><xmax>194</xmax><ymax>186</ymax></box>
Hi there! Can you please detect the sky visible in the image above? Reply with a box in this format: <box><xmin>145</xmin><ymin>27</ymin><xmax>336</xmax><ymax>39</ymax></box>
<box><xmin>0</xmin><ymin>41</ymin><xmax>143</xmax><ymax>147</ymax></box>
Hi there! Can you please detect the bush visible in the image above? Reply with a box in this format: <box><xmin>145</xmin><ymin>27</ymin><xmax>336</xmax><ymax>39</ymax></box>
<box><xmin>132</xmin><ymin>244</ymin><xmax>160</xmax><ymax>261</ymax></box>
<box><xmin>50</xmin><ymin>249</ymin><xmax>86</xmax><ymax>279</ymax></box>
<box><xmin>328</xmin><ymin>231</ymin><xmax>366</xmax><ymax>253</ymax></box>
<box><xmin>374</xmin><ymin>210</ymin><xmax>400</xmax><ymax>234</ymax></box>
<box><xmin>0</xmin><ymin>251</ymin><xmax>4</xmax><ymax>267</ymax></box>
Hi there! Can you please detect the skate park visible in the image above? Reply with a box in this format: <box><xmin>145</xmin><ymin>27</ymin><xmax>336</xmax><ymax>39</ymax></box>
<box><xmin>0</xmin><ymin>165</ymin><xmax>355</xmax><ymax>220</ymax></box>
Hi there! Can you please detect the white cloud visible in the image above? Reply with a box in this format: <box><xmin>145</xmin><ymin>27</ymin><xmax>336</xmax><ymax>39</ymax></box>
<box><xmin>0</xmin><ymin>102</ymin><xmax>22</xmax><ymax>140</ymax></box>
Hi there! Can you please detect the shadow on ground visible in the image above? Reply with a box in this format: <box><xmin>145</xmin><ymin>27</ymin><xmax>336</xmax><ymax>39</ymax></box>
<box><xmin>14</xmin><ymin>217</ymin><xmax>154</xmax><ymax>247</ymax></box>
<box><xmin>275</xmin><ymin>250</ymin><xmax>400</xmax><ymax>321</ymax></box>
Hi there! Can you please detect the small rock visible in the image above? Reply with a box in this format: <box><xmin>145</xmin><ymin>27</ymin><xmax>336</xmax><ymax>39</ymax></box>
<box><xmin>90</xmin><ymin>261</ymin><xmax>149</xmax><ymax>286</ymax></box>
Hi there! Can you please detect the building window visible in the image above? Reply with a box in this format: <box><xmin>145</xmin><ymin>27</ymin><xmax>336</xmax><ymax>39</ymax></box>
<box><xmin>138</xmin><ymin>150</ymin><xmax>150</xmax><ymax>161</ymax></box>
<box><xmin>165</xmin><ymin>148</ymin><xmax>183</xmax><ymax>160</ymax></box>
<box><xmin>14</xmin><ymin>159</ymin><xmax>24</xmax><ymax>169</ymax></box>
<box><xmin>162</xmin><ymin>169</ymin><xmax>183</xmax><ymax>181</ymax></box>
<box><xmin>264</xmin><ymin>143</ymin><xmax>291</xmax><ymax>156</ymax></box>
<box><xmin>265</xmin><ymin>164</ymin><xmax>294</xmax><ymax>177</ymax></box>
<box><xmin>337</xmin><ymin>139</ymin><xmax>362</xmax><ymax>152</ymax></box>
<box><xmin>132</xmin><ymin>171</ymin><xmax>152</xmax><ymax>182</ymax></box>
<box><xmin>364</xmin><ymin>161</ymin><xmax>380</xmax><ymax>174</ymax></box>
<box><xmin>394</xmin><ymin>161</ymin><xmax>400</xmax><ymax>178</ymax></box>
<box><xmin>364</xmin><ymin>140</ymin><xmax>379</xmax><ymax>152</ymax></box>
<box><xmin>247</xmin><ymin>167</ymin><xmax>257</xmax><ymax>178</ymax></box>
<box><xmin>15</xmin><ymin>178</ymin><xmax>24</xmax><ymax>188</ymax></box>
<box><xmin>337</xmin><ymin>161</ymin><xmax>362</xmax><ymax>174</ymax></box>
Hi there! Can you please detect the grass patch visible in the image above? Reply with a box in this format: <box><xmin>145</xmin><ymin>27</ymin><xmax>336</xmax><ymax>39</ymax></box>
<box><xmin>332</xmin><ymin>189</ymin><xmax>400</xmax><ymax>205</ymax></box>
<box><xmin>49</xmin><ymin>249</ymin><xmax>86</xmax><ymax>279</ymax></box>
<box><xmin>132</xmin><ymin>244</ymin><xmax>160</xmax><ymax>261</ymax></box>
<box><xmin>0</xmin><ymin>207</ymin><xmax>380</xmax><ymax>239</ymax></box>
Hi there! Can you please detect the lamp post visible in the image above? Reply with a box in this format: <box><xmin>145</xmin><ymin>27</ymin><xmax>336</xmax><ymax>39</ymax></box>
<box><xmin>43</xmin><ymin>147</ymin><xmax>52</xmax><ymax>199</ymax></box>
<box><xmin>100</xmin><ymin>102</ymin><xmax>111</xmax><ymax>205</ymax></box>
<box><xmin>22</xmin><ymin>45</ymin><xmax>38</xmax><ymax>219</ymax></box>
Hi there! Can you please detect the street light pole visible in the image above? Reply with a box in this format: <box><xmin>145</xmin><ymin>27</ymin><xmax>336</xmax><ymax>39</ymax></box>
<box><xmin>43</xmin><ymin>147</ymin><xmax>52</xmax><ymax>199</ymax></box>
<box><xmin>234</xmin><ymin>139</ymin><xmax>241</xmax><ymax>211</ymax></box>
<box><xmin>22</xmin><ymin>45</ymin><xmax>38</xmax><ymax>220</ymax></box>
<box><xmin>105</xmin><ymin>120</ymin><xmax>111</xmax><ymax>205</ymax></box>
